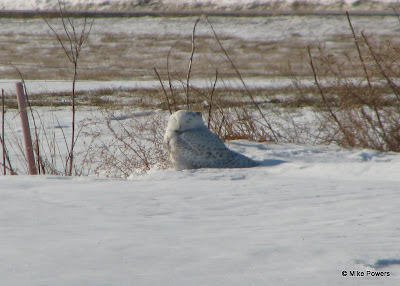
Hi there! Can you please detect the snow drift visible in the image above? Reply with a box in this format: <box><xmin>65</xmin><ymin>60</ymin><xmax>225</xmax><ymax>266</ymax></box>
<box><xmin>1</xmin><ymin>142</ymin><xmax>400</xmax><ymax>286</ymax></box>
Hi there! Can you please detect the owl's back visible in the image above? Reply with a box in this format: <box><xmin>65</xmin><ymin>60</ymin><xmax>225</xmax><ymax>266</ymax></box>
<box><xmin>168</xmin><ymin>127</ymin><xmax>259</xmax><ymax>170</ymax></box>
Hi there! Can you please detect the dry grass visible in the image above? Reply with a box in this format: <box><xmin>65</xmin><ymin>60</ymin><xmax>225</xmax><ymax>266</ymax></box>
<box><xmin>1</xmin><ymin>16</ymin><xmax>399</xmax><ymax>81</ymax></box>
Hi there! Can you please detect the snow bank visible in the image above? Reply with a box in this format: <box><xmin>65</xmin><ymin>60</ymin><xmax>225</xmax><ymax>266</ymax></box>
<box><xmin>1</xmin><ymin>142</ymin><xmax>400</xmax><ymax>285</ymax></box>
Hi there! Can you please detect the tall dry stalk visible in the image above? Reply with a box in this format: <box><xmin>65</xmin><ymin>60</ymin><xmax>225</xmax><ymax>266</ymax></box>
<box><xmin>307</xmin><ymin>46</ymin><xmax>351</xmax><ymax>144</ymax></box>
<box><xmin>41</xmin><ymin>0</ymin><xmax>94</xmax><ymax>175</ymax></box>
<box><xmin>154</xmin><ymin>67</ymin><xmax>172</xmax><ymax>114</ymax></box>
<box><xmin>204</xmin><ymin>15</ymin><xmax>279</xmax><ymax>141</ymax></box>
<box><xmin>207</xmin><ymin>69</ymin><xmax>218</xmax><ymax>129</ymax></box>
<box><xmin>346</xmin><ymin>12</ymin><xmax>389</xmax><ymax>147</ymax></box>
<box><xmin>0</xmin><ymin>93</ymin><xmax>14</xmax><ymax>175</ymax></box>
<box><xmin>186</xmin><ymin>18</ymin><xmax>200</xmax><ymax>109</ymax></box>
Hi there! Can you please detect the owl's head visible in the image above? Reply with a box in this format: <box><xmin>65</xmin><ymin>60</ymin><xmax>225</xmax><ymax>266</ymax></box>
<box><xmin>167</xmin><ymin>110</ymin><xmax>205</xmax><ymax>132</ymax></box>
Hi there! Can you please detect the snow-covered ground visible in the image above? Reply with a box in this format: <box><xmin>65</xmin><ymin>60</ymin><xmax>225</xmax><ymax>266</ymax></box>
<box><xmin>0</xmin><ymin>0</ymin><xmax>398</xmax><ymax>11</ymax></box>
<box><xmin>1</xmin><ymin>142</ymin><xmax>400</xmax><ymax>285</ymax></box>
<box><xmin>0</xmin><ymin>78</ymin><xmax>307</xmax><ymax>94</ymax></box>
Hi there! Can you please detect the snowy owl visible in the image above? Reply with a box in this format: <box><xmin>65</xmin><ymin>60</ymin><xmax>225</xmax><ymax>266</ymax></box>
<box><xmin>164</xmin><ymin>110</ymin><xmax>259</xmax><ymax>170</ymax></box>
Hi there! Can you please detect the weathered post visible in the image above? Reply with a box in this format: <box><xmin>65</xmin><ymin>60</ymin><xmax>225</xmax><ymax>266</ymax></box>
<box><xmin>15</xmin><ymin>82</ymin><xmax>37</xmax><ymax>175</ymax></box>
<box><xmin>1</xmin><ymin>89</ymin><xmax>5</xmax><ymax>175</ymax></box>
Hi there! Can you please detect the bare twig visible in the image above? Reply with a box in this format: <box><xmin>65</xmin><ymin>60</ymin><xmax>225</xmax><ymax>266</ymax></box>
<box><xmin>346</xmin><ymin>12</ymin><xmax>372</xmax><ymax>89</ymax></box>
<box><xmin>393</xmin><ymin>7</ymin><xmax>400</xmax><ymax>24</ymax></box>
<box><xmin>308</xmin><ymin>46</ymin><xmax>352</xmax><ymax>146</ymax></box>
<box><xmin>186</xmin><ymin>17</ymin><xmax>200</xmax><ymax>109</ymax></box>
<box><xmin>109</xmin><ymin>116</ymin><xmax>150</xmax><ymax>170</ymax></box>
<box><xmin>361</xmin><ymin>31</ymin><xmax>400</xmax><ymax>101</ymax></box>
<box><xmin>346</xmin><ymin>12</ymin><xmax>389</xmax><ymax>147</ymax></box>
<box><xmin>166</xmin><ymin>41</ymin><xmax>182</xmax><ymax>110</ymax></box>
<box><xmin>55</xmin><ymin>115</ymin><xmax>70</xmax><ymax>174</ymax></box>
<box><xmin>208</xmin><ymin>69</ymin><xmax>218</xmax><ymax>129</ymax></box>
<box><xmin>154</xmin><ymin>67</ymin><xmax>172</xmax><ymax>114</ymax></box>
<box><xmin>204</xmin><ymin>15</ymin><xmax>279</xmax><ymax>141</ymax></box>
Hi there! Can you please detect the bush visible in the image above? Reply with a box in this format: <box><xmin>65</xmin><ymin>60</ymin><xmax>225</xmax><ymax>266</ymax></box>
<box><xmin>290</xmin><ymin>13</ymin><xmax>400</xmax><ymax>151</ymax></box>
<box><xmin>82</xmin><ymin>109</ymin><xmax>169</xmax><ymax>177</ymax></box>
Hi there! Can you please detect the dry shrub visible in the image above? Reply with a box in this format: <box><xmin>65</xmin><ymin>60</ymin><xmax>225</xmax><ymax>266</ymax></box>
<box><xmin>82</xmin><ymin>109</ymin><xmax>169</xmax><ymax>178</ymax></box>
<box><xmin>155</xmin><ymin>16</ymin><xmax>280</xmax><ymax>144</ymax></box>
<box><xmin>292</xmin><ymin>15</ymin><xmax>400</xmax><ymax>152</ymax></box>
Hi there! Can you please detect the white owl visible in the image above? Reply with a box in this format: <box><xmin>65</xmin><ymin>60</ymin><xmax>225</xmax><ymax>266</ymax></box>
<box><xmin>164</xmin><ymin>110</ymin><xmax>259</xmax><ymax>170</ymax></box>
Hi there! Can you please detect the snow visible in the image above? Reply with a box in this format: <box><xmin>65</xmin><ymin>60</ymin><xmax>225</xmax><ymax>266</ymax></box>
<box><xmin>0</xmin><ymin>0</ymin><xmax>398</xmax><ymax>11</ymax></box>
<box><xmin>0</xmin><ymin>78</ymin><xmax>307</xmax><ymax>94</ymax></box>
<box><xmin>1</xmin><ymin>142</ymin><xmax>400</xmax><ymax>285</ymax></box>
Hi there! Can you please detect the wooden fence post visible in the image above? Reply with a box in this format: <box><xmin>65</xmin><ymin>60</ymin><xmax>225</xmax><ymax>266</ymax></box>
<box><xmin>1</xmin><ymin>89</ymin><xmax>5</xmax><ymax>175</ymax></box>
<box><xmin>15</xmin><ymin>82</ymin><xmax>37</xmax><ymax>175</ymax></box>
